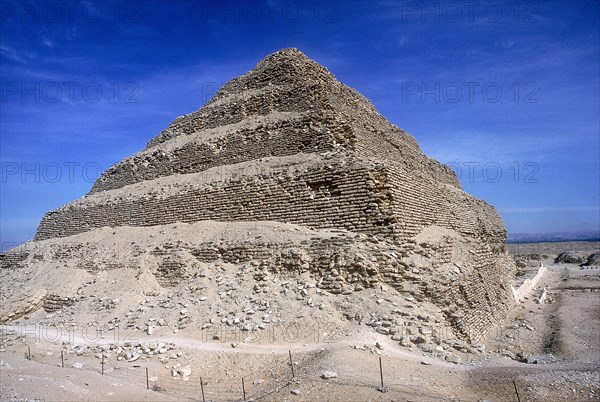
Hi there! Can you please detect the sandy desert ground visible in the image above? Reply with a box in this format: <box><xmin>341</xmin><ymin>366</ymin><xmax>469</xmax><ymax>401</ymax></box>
<box><xmin>1</xmin><ymin>241</ymin><xmax>598</xmax><ymax>401</ymax></box>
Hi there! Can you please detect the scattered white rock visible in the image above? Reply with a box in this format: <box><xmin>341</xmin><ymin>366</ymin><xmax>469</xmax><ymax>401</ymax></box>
<box><xmin>178</xmin><ymin>365</ymin><xmax>192</xmax><ymax>377</ymax></box>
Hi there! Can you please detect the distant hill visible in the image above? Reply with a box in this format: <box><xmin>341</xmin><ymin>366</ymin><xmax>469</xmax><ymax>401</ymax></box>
<box><xmin>508</xmin><ymin>231</ymin><xmax>600</xmax><ymax>243</ymax></box>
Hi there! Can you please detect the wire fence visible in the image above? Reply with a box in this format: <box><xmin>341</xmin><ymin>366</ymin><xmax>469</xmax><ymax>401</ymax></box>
<box><xmin>7</xmin><ymin>341</ymin><xmax>525</xmax><ymax>401</ymax></box>
<box><xmin>14</xmin><ymin>342</ymin><xmax>294</xmax><ymax>401</ymax></box>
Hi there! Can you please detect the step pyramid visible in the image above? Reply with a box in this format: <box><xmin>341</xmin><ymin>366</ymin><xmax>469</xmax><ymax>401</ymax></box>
<box><xmin>1</xmin><ymin>49</ymin><xmax>516</xmax><ymax>348</ymax></box>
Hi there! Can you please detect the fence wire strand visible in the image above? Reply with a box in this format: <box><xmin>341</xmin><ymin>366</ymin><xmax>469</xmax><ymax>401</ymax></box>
<box><xmin>6</xmin><ymin>342</ymin><xmax>492</xmax><ymax>401</ymax></box>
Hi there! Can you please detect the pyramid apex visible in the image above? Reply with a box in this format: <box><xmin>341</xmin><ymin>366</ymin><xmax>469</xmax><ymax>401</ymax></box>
<box><xmin>267</xmin><ymin>47</ymin><xmax>309</xmax><ymax>59</ymax></box>
<box><xmin>255</xmin><ymin>47</ymin><xmax>315</xmax><ymax>68</ymax></box>
<box><xmin>273</xmin><ymin>47</ymin><xmax>306</xmax><ymax>55</ymax></box>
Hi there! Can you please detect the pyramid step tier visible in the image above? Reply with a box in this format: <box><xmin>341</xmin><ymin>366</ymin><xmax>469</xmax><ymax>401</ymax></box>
<box><xmin>93</xmin><ymin>103</ymin><xmax>459</xmax><ymax>194</ymax></box>
<box><xmin>90</xmin><ymin>112</ymin><xmax>349</xmax><ymax>193</ymax></box>
<box><xmin>36</xmin><ymin>154</ymin><xmax>505</xmax><ymax>247</ymax></box>
<box><xmin>147</xmin><ymin>81</ymin><xmax>344</xmax><ymax>148</ymax></box>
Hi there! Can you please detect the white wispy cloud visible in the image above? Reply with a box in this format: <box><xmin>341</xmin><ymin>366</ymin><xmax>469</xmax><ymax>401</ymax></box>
<box><xmin>41</xmin><ymin>36</ymin><xmax>53</xmax><ymax>48</ymax></box>
<box><xmin>0</xmin><ymin>44</ymin><xmax>27</xmax><ymax>64</ymax></box>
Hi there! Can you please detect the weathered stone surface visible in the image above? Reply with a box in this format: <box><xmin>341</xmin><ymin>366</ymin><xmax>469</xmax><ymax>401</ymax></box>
<box><xmin>35</xmin><ymin>48</ymin><xmax>504</xmax><ymax>248</ymax></box>
<box><xmin>0</xmin><ymin>48</ymin><xmax>516</xmax><ymax>343</ymax></box>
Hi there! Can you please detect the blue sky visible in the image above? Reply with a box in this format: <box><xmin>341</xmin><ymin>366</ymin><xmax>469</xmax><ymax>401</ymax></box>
<box><xmin>1</xmin><ymin>0</ymin><xmax>599</xmax><ymax>249</ymax></box>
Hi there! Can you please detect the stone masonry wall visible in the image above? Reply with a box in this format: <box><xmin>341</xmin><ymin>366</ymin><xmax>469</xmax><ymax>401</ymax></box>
<box><xmin>440</xmin><ymin>249</ymin><xmax>516</xmax><ymax>341</ymax></box>
<box><xmin>37</xmin><ymin>156</ymin><xmax>506</xmax><ymax>253</ymax></box>
<box><xmin>148</xmin><ymin>237</ymin><xmax>408</xmax><ymax>292</ymax></box>
<box><xmin>123</xmin><ymin>47</ymin><xmax>461</xmax><ymax>194</ymax></box>
<box><xmin>91</xmin><ymin>113</ymin><xmax>352</xmax><ymax>193</ymax></box>
<box><xmin>147</xmin><ymin>83</ymin><xmax>339</xmax><ymax>148</ymax></box>
<box><xmin>35</xmin><ymin>159</ymin><xmax>398</xmax><ymax>241</ymax></box>
<box><xmin>384</xmin><ymin>164</ymin><xmax>506</xmax><ymax>247</ymax></box>
<box><xmin>0</xmin><ymin>250</ymin><xmax>29</xmax><ymax>270</ymax></box>
<box><xmin>353</xmin><ymin>125</ymin><xmax>460</xmax><ymax>188</ymax></box>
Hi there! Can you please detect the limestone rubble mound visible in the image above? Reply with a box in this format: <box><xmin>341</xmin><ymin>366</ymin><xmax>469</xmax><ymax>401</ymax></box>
<box><xmin>0</xmin><ymin>48</ymin><xmax>516</xmax><ymax>354</ymax></box>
